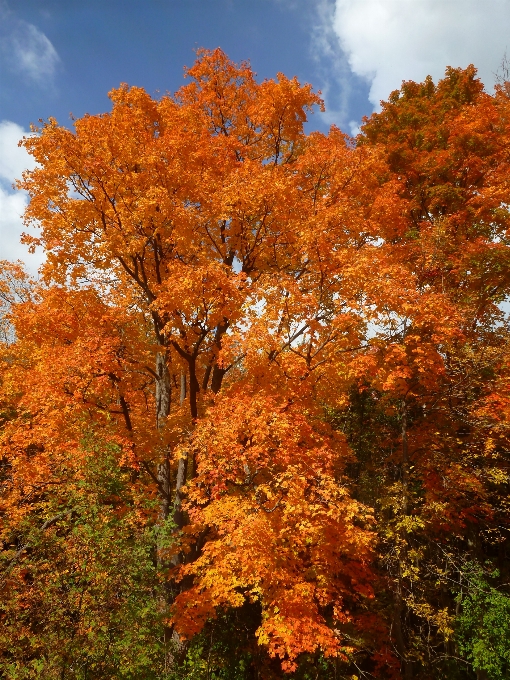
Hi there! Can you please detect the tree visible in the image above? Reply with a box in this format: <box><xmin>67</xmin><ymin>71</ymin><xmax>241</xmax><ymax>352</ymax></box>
<box><xmin>340</xmin><ymin>65</ymin><xmax>510</xmax><ymax>678</ymax></box>
<box><xmin>5</xmin><ymin>49</ymin><xmax>390</xmax><ymax>673</ymax></box>
<box><xmin>1</xmin><ymin>54</ymin><xmax>509</xmax><ymax>678</ymax></box>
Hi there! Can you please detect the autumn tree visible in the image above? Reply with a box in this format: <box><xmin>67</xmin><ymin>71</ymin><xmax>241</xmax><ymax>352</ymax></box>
<box><xmin>2</xmin><ymin>49</ymin><xmax>390</xmax><ymax>675</ymax></box>
<box><xmin>335</xmin><ymin>65</ymin><xmax>510</xmax><ymax>678</ymax></box>
<box><xmin>1</xmin><ymin>53</ymin><xmax>510</xmax><ymax>680</ymax></box>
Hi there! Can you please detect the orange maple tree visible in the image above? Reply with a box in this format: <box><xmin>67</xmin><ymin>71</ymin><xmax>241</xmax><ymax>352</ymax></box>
<box><xmin>3</xmin><ymin>49</ymin><xmax>394</xmax><ymax>673</ymax></box>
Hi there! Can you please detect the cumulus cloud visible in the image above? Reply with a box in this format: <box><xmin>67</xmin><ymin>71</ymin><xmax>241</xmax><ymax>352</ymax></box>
<box><xmin>0</xmin><ymin>121</ymin><xmax>44</xmax><ymax>271</ymax></box>
<box><xmin>309</xmin><ymin>0</ymin><xmax>353</xmax><ymax>125</ymax></box>
<box><xmin>0</xmin><ymin>186</ymin><xmax>31</xmax><ymax>261</ymax></box>
<box><xmin>0</xmin><ymin>3</ymin><xmax>59</xmax><ymax>84</ymax></box>
<box><xmin>304</xmin><ymin>0</ymin><xmax>372</xmax><ymax>133</ymax></box>
<box><xmin>333</xmin><ymin>0</ymin><xmax>510</xmax><ymax>108</ymax></box>
<box><xmin>0</xmin><ymin>120</ymin><xmax>36</xmax><ymax>185</ymax></box>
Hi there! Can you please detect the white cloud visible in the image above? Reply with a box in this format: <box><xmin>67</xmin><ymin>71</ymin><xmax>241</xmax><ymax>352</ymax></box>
<box><xmin>10</xmin><ymin>22</ymin><xmax>59</xmax><ymax>82</ymax></box>
<box><xmin>0</xmin><ymin>120</ymin><xmax>36</xmax><ymax>185</ymax></box>
<box><xmin>0</xmin><ymin>185</ymin><xmax>30</xmax><ymax>259</ymax></box>
<box><xmin>310</xmin><ymin>0</ymin><xmax>355</xmax><ymax>126</ymax></box>
<box><xmin>333</xmin><ymin>0</ymin><xmax>510</xmax><ymax>108</ymax></box>
<box><xmin>0</xmin><ymin>121</ymin><xmax>44</xmax><ymax>272</ymax></box>
<box><xmin>0</xmin><ymin>4</ymin><xmax>59</xmax><ymax>84</ymax></box>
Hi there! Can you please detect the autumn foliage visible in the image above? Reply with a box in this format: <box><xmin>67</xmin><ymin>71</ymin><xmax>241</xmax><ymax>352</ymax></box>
<box><xmin>1</xmin><ymin>51</ymin><xmax>510</xmax><ymax>679</ymax></box>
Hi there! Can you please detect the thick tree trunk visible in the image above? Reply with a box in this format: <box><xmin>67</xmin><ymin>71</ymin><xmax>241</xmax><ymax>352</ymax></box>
<box><xmin>394</xmin><ymin>583</ymin><xmax>413</xmax><ymax>680</ymax></box>
<box><xmin>156</xmin><ymin>351</ymin><xmax>171</xmax><ymax>430</ymax></box>
<box><xmin>154</xmin><ymin>351</ymin><xmax>178</xmax><ymax>665</ymax></box>
<box><xmin>180</xmin><ymin>370</ymin><xmax>186</xmax><ymax>405</ymax></box>
<box><xmin>155</xmin><ymin>351</ymin><xmax>172</xmax><ymax>520</ymax></box>
<box><xmin>173</xmin><ymin>453</ymin><xmax>188</xmax><ymax>531</ymax></box>
<box><xmin>210</xmin><ymin>365</ymin><xmax>226</xmax><ymax>394</ymax></box>
<box><xmin>172</xmin><ymin>369</ymin><xmax>189</xmax><ymax>532</ymax></box>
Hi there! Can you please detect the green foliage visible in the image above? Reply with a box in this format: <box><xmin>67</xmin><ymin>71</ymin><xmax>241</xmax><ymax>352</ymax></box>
<box><xmin>0</xmin><ymin>440</ymin><xmax>168</xmax><ymax>679</ymax></box>
<box><xmin>456</xmin><ymin>564</ymin><xmax>510</xmax><ymax>680</ymax></box>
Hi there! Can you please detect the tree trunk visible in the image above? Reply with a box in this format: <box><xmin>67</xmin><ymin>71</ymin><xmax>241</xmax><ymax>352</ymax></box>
<box><xmin>401</xmin><ymin>403</ymin><xmax>409</xmax><ymax>516</ymax></box>
<box><xmin>154</xmin><ymin>350</ymin><xmax>177</xmax><ymax>665</ymax></box>
<box><xmin>155</xmin><ymin>351</ymin><xmax>172</xmax><ymax>520</ymax></box>
<box><xmin>173</xmin><ymin>368</ymin><xmax>189</xmax><ymax>532</ymax></box>
<box><xmin>180</xmin><ymin>370</ymin><xmax>186</xmax><ymax>406</ymax></box>
<box><xmin>396</xmin><ymin>401</ymin><xmax>413</xmax><ymax>680</ymax></box>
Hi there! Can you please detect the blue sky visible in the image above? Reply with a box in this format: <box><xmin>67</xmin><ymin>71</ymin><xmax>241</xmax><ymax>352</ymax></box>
<box><xmin>0</xmin><ymin>0</ymin><xmax>369</xmax><ymax>135</ymax></box>
<box><xmin>2</xmin><ymin>0</ymin><xmax>510</xmax><ymax>269</ymax></box>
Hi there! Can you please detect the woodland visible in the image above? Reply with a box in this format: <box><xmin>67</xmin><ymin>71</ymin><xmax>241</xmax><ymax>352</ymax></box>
<box><xmin>1</xmin><ymin>49</ymin><xmax>510</xmax><ymax>680</ymax></box>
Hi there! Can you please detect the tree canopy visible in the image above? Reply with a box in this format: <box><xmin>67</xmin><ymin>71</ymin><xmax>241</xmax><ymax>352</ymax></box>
<box><xmin>1</xmin><ymin>50</ymin><xmax>510</xmax><ymax>679</ymax></box>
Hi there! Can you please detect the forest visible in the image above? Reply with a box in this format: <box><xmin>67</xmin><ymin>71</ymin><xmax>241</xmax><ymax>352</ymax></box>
<box><xmin>1</xmin><ymin>48</ymin><xmax>510</xmax><ymax>679</ymax></box>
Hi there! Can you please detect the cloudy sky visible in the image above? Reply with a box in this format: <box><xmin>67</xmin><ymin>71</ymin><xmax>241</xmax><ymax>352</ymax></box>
<box><xmin>1</xmin><ymin>0</ymin><xmax>509</xmax><ymax>270</ymax></box>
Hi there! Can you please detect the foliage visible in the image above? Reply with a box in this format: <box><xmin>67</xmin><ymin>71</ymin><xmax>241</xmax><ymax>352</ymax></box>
<box><xmin>456</xmin><ymin>564</ymin><xmax>510</xmax><ymax>680</ymax></box>
<box><xmin>0</xmin><ymin>439</ymin><xmax>167</xmax><ymax>679</ymax></box>
<box><xmin>1</xmin><ymin>51</ymin><xmax>510</xmax><ymax>678</ymax></box>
